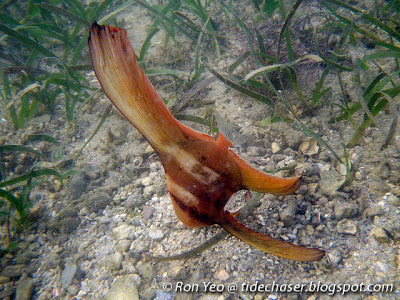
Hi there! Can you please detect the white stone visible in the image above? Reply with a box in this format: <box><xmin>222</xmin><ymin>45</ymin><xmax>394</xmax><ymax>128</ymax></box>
<box><xmin>214</xmin><ymin>269</ymin><xmax>230</xmax><ymax>281</ymax></box>
<box><xmin>271</xmin><ymin>142</ymin><xmax>281</xmax><ymax>154</ymax></box>
<box><xmin>148</xmin><ymin>227</ymin><xmax>164</xmax><ymax>240</ymax></box>
<box><xmin>141</xmin><ymin>177</ymin><xmax>153</xmax><ymax>187</ymax></box>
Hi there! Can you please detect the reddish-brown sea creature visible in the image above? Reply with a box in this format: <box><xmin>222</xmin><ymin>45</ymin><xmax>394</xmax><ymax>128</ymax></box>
<box><xmin>88</xmin><ymin>22</ymin><xmax>324</xmax><ymax>261</ymax></box>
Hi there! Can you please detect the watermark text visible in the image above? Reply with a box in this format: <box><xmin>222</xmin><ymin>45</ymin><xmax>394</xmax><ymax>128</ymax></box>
<box><xmin>162</xmin><ymin>280</ymin><xmax>394</xmax><ymax>295</ymax></box>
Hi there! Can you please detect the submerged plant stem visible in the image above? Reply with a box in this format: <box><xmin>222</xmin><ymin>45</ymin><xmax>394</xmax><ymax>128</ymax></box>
<box><xmin>348</xmin><ymin>54</ymin><xmax>389</xmax><ymax>148</ymax></box>
<box><xmin>276</xmin><ymin>0</ymin><xmax>302</xmax><ymax>63</ymax></box>
<box><xmin>75</xmin><ymin>104</ymin><xmax>113</xmax><ymax>160</ymax></box>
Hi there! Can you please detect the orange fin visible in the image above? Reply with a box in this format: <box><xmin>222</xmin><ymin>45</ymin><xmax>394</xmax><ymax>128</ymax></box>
<box><xmin>230</xmin><ymin>151</ymin><xmax>300</xmax><ymax>195</ymax></box>
<box><xmin>88</xmin><ymin>22</ymin><xmax>217</xmax><ymax>153</ymax></box>
<box><xmin>220</xmin><ymin>212</ymin><xmax>325</xmax><ymax>261</ymax></box>
<box><xmin>88</xmin><ymin>22</ymin><xmax>200</xmax><ymax>153</ymax></box>
<box><xmin>169</xmin><ymin>193</ymin><xmax>210</xmax><ymax>228</ymax></box>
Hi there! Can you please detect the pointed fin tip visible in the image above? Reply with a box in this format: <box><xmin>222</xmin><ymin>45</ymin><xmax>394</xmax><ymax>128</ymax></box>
<box><xmin>89</xmin><ymin>22</ymin><xmax>103</xmax><ymax>41</ymax></box>
<box><xmin>91</xmin><ymin>21</ymin><xmax>101</xmax><ymax>30</ymax></box>
<box><xmin>89</xmin><ymin>22</ymin><xmax>128</xmax><ymax>45</ymax></box>
<box><xmin>230</xmin><ymin>150</ymin><xmax>301</xmax><ymax>195</ymax></box>
<box><xmin>220</xmin><ymin>212</ymin><xmax>325</xmax><ymax>261</ymax></box>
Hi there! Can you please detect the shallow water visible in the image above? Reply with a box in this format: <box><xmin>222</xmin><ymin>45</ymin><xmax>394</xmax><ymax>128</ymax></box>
<box><xmin>0</xmin><ymin>1</ymin><xmax>399</xmax><ymax>299</ymax></box>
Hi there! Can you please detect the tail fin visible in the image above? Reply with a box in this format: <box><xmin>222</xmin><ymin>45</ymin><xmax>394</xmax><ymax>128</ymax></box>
<box><xmin>220</xmin><ymin>212</ymin><xmax>325</xmax><ymax>261</ymax></box>
<box><xmin>88</xmin><ymin>23</ymin><xmax>193</xmax><ymax>152</ymax></box>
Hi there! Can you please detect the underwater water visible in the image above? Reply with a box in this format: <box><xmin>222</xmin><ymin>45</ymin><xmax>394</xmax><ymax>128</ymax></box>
<box><xmin>0</xmin><ymin>0</ymin><xmax>399</xmax><ymax>299</ymax></box>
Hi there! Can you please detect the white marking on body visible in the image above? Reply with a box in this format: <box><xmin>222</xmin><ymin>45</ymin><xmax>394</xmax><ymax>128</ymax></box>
<box><xmin>172</xmin><ymin>149</ymin><xmax>220</xmax><ymax>184</ymax></box>
<box><xmin>166</xmin><ymin>177</ymin><xmax>199</xmax><ymax>206</ymax></box>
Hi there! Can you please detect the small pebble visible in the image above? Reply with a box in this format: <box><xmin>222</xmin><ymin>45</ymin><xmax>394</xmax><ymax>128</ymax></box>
<box><xmin>116</xmin><ymin>240</ymin><xmax>131</xmax><ymax>253</ymax></box>
<box><xmin>167</xmin><ymin>263</ymin><xmax>186</xmax><ymax>279</ymax></box>
<box><xmin>336</xmin><ymin>219</ymin><xmax>357</xmax><ymax>235</ymax></box>
<box><xmin>60</xmin><ymin>264</ymin><xmax>78</xmax><ymax>290</ymax></box>
<box><xmin>298</xmin><ymin>162</ymin><xmax>320</xmax><ymax>176</ymax></box>
<box><xmin>142</xmin><ymin>205</ymin><xmax>155</xmax><ymax>220</ymax></box>
<box><xmin>319</xmin><ymin>168</ymin><xmax>345</xmax><ymax>196</ymax></box>
<box><xmin>59</xmin><ymin>217</ymin><xmax>80</xmax><ymax>234</ymax></box>
<box><xmin>134</xmin><ymin>241</ymin><xmax>150</xmax><ymax>253</ymax></box>
<box><xmin>355</xmin><ymin>171</ymin><xmax>364</xmax><ymax>181</ymax></box>
<box><xmin>328</xmin><ymin>249</ymin><xmax>342</xmax><ymax>265</ymax></box>
<box><xmin>16</xmin><ymin>273</ymin><xmax>34</xmax><ymax>300</ymax></box>
<box><xmin>58</xmin><ymin>207</ymin><xmax>77</xmax><ymax>219</ymax></box>
<box><xmin>370</xmin><ymin>227</ymin><xmax>390</xmax><ymax>243</ymax></box>
<box><xmin>67</xmin><ymin>284</ymin><xmax>80</xmax><ymax>296</ymax></box>
<box><xmin>132</xmin><ymin>216</ymin><xmax>142</xmax><ymax>226</ymax></box>
<box><xmin>109</xmin><ymin>252</ymin><xmax>124</xmax><ymax>271</ymax></box>
<box><xmin>299</xmin><ymin>139</ymin><xmax>319</xmax><ymax>156</ymax></box>
<box><xmin>305</xmin><ymin>225</ymin><xmax>315</xmax><ymax>235</ymax></box>
<box><xmin>137</xmin><ymin>263</ymin><xmax>156</xmax><ymax>283</ymax></box>
<box><xmin>148</xmin><ymin>227</ymin><xmax>164</xmax><ymax>240</ymax></box>
<box><xmin>0</xmin><ymin>276</ymin><xmax>10</xmax><ymax>284</ymax></box>
<box><xmin>155</xmin><ymin>290</ymin><xmax>174</xmax><ymax>300</ymax></box>
<box><xmin>334</xmin><ymin>201</ymin><xmax>357</xmax><ymax>220</ymax></box>
<box><xmin>307</xmin><ymin>183</ymin><xmax>319</xmax><ymax>194</ymax></box>
<box><xmin>112</xmin><ymin>224</ymin><xmax>136</xmax><ymax>240</ymax></box>
<box><xmin>1</xmin><ymin>264</ymin><xmax>32</xmax><ymax>278</ymax></box>
<box><xmin>386</xmin><ymin>193</ymin><xmax>400</xmax><ymax>206</ymax></box>
<box><xmin>85</xmin><ymin>191</ymin><xmax>112</xmax><ymax>213</ymax></box>
<box><xmin>271</xmin><ymin>142</ymin><xmax>281</xmax><ymax>154</ymax></box>
<box><xmin>214</xmin><ymin>269</ymin><xmax>230</xmax><ymax>281</ymax></box>
<box><xmin>279</xmin><ymin>199</ymin><xmax>299</xmax><ymax>227</ymax></box>
<box><xmin>26</xmin><ymin>234</ymin><xmax>37</xmax><ymax>243</ymax></box>
<box><xmin>367</xmin><ymin>179</ymin><xmax>390</xmax><ymax>196</ymax></box>
<box><xmin>247</xmin><ymin>146</ymin><xmax>264</xmax><ymax>156</ymax></box>
<box><xmin>365</xmin><ymin>205</ymin><xmax>385</xmax><ymax>218</ymax></box>
<box><xmin>373</xmin><ymin>163</ymin><xmax>390</xmax><ymax>180</ymax></box>
<box><xmin>143</xmin><ymin>185</ymin><xmax>154</xmax><ymax>197</ymax></box>
<box><xmin>106</xmin><ymin>276</ymin><xmax>139</xmax><ymax>300</ymax></box>
<box><xmin>141</xmin><ymin>177</ymin><xmax>153</xmax><ymax>187</ymax></box>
